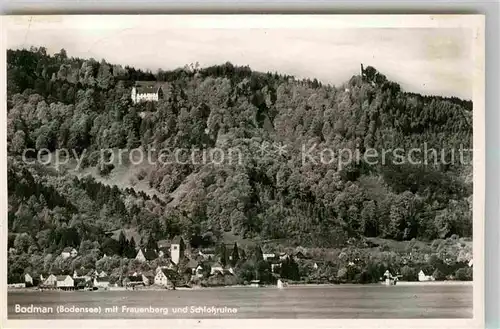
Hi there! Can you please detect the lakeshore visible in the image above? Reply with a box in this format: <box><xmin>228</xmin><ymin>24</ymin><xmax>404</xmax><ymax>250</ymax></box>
<box><xmin>7</xmin><ymin>280</ymin><xmax>473</xmax><ymax>293</ymax></box>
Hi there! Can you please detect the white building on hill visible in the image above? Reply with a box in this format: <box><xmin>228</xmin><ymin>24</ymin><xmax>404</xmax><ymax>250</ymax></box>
<box><xmin>131</xmin><ymin>81</ymin><xmax>164</xmax><ymax>103</ymax></box>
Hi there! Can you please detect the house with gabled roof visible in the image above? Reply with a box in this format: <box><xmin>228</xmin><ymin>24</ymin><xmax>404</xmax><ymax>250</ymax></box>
<box><xmin>154</xmin><ymin>268</ymin><xmax>176</xmax><ymax>288</ymax></box>
<box><xmin>42</xmin><ymin>274</ymin><xmax>57</xmax><ymax>287</ymax></box>
<box><xmin>56</xmin><ymin>275</ymin><xmax>74</xmax><ymax>290</ymax></box>
<box><xmin>94</xmin><ymin>276</ymin><xmax>110</xmax><ymax>289</ymax></box>
<box><xmin>24</xmin><ymin>273</ymin><xmax>33</xmax><ymax>285</ymax></box>
<box><xmin>418</xmin><ymin>270</ymin><xmax>435</xmax><ymax>282</ymax></box>
<box><xmin>135</xmin><ymin>248</ymin><xmax>158</xmax><ymax>262</ymax></box>
<box><xmin>194</xmin><ymin>264</ymin><xmax>205</xmax><ymax>278</ymax></box>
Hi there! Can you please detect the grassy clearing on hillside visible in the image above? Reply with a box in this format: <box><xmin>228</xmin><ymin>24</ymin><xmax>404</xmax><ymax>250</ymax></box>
<box><xmin>38</xmin><ymin>151</ymin><xmax>165</xmax><ymax>201</ymax></box>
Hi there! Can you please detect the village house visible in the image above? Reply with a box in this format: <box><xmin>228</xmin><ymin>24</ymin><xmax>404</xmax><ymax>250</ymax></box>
<box><xmin>93</xmin><ymin>276</ymin><xmax>110</xmax><ymax>289</ymax></box>
<box><xmin>131</xmin><ymin>81</ymin><xmax>164</xmax><ymax>104</ymax></box>
<box><xmin>56</xmin><ymin>275</ymin><xmax>75</xmax><ymax>290</ymax></box>
<box><xmin>223</xmin><ymin>266</ymin><xmax>235</xmax><ymax>275</ymax></box>
<box><xmin>418</xmin><ymin>270</ymin><xmax>435</xmax><ymax>282</ymax></box>
<box><xmin>135</xmin><ymin>248</ymin><xmax>158</xmax><ymax>262</ymax></box>
<box><xmin>61</xmin><ymin>247</ymin><xmax>78</xmax><ymax>259</ymax></box>
<box><xmin>98</xmin><ymin>270</ymin><xmax>107</xmax><ymax>278</ymax></box>
<box><xmin>43</xmin><ymin>274</ymin><xmax>57</xmax><ymax>287</ymax></box>
<box><xmin>154</xmin><ymin>268</ymin><xmax>176</xmax><ymax>288</ymax></box>
<box><xmin>170</xmin><ymin>236</ymin><xmax>185</xmax><ymax>265</ymax></box>
<box><xmin>24</xmin><ymin>273</ymin><xmax>33</xmax><ymax>285</ymax></box>
<box><xmin>263</xmin><ymin>253</ymin><xmax>276</xmax><ymax>261</ymax></box>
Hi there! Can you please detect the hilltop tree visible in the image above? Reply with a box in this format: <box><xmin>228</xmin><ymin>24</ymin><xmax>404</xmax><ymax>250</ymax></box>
<box><xmin>118</xmin><ymin>230</ymin><xmax>128</xmax><ymax>256</ymax></box>
<box><xmin>231</xmin><ymin>243</ymin><xmax>240</xmax><ymax>266</ymax></box>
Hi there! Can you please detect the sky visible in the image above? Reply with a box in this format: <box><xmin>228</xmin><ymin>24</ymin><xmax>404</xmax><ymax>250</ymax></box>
<box><xmin>5</xmin><ymin>16</ymin><xmax>475</xmax><ymax>100</ymax></box>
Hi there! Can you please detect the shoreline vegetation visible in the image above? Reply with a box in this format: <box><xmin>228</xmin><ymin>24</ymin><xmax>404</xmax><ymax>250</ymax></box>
<box><xmin>8</xmin><ymin>280</ymin><xmax>473</xmax><ymax>292</ymax></box>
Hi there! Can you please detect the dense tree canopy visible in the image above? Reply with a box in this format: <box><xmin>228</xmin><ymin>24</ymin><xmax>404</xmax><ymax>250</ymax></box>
<box><xmin>7</xmin><ymin>48</ymin><xmax>473</xmax><ymax>283</ymax></box>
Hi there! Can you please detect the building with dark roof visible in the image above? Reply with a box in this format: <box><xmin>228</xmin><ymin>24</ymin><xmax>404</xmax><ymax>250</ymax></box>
<box><xmin>154</xmin><ymin>268</ymin><xmax>177</xmax><ymax>288</ymax></box>
<box><xmin>135</xmin><ymin>248</ymin><xmax>158</xmax><ymax>262</ymax></box>
<box><xmin>131</xmin><ymin>81</ymin><xmax>164</xmax><ymax>103</ymax></box>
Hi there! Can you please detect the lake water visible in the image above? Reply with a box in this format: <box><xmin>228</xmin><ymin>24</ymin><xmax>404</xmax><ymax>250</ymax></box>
<box><xmin>8</xmin><ymin>284</ymin><xmax>472</xmax><ymax>319</ymax></box>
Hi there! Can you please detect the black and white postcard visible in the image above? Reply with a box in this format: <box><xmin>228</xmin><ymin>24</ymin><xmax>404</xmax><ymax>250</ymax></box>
<box><xmin>0</xmin><ymin>15</ymin><xmax>485</xmax><ymax>329</ymax></box>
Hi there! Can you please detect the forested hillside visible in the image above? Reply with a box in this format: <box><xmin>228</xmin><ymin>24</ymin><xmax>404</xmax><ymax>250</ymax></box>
<box><xmin>7</xmin><ymin>47</ymin><xmax>473</xmax><ymax>282</ymax></box>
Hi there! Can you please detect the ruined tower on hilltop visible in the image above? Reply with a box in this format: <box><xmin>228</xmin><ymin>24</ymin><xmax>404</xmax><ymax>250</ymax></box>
<box><xmin>360</xmin><ymin>63</ymin><xmax>367</xmax><ymax>80</ymax></box>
